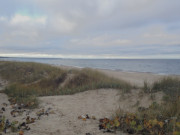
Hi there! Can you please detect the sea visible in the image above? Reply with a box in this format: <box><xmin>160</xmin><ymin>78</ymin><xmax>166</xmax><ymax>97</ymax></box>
<box><xmin>0</xmin><ymin>57</ymin><xmax>180</xmax><ymax>75</ymax></box>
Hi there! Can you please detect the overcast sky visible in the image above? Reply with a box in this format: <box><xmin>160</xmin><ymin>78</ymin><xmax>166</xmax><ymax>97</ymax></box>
<box><xmin>0</xmin><ymin>0</ymin><xmax>180</xmax><ymax>58</ymax></box>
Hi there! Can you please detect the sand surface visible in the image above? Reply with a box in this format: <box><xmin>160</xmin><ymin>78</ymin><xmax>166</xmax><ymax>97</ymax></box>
<box><xmin>31</xmin><ymin>89</ymin><xmax>121</xmax><ymax>135</ymax></box>
<box><xmin>98</xmin><ymin>69</ymin><xmax>180</xmax><ymax>87</ymax></box>
<box><xmin>0</xmin><ymin>68</ymin><xmax>174</xmax><ymax>135</ymax></box>
<box><xmin>0</xmin><ymin>88</ymin><xmax>125</xmax><ymax>135</ymax></box>
<box><xmin>0</xmin><ymin>88</ymin><xmax>163</xmax><ymax>135</ymax></box>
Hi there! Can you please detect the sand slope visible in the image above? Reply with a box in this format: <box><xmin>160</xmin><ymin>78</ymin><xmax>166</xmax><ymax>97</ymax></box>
<box><xmin>0</xmin><ymin>86</ymin><xmax>127</xmax><ymax>135</ymax></box>
<box><xmin>0</xmin><ymin>69</ymin><xmax>167</xmax><ymax>135</ymax></box>
<box><xmin>27</xmin><ymin>89</ymin><xmax>163</xmax><ymax>135</ymax></box>
<box><xmin>29</xmin><ymin>89</ymin><xmax>123</xmax><ymax>135</ymax></box>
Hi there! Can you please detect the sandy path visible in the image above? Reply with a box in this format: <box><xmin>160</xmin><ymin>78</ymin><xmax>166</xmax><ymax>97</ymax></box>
<box><xmin>28</xmin><ymin>89</ymin><xmax>125</xmax><ymax>135</ymax></box>
<box><xmin>0</xmin><ymin>87</ymin><xmax>127</xmax><ymax>135</ymax></box>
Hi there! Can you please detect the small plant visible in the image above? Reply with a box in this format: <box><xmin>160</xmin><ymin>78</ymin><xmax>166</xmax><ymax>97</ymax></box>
<box><xmin>0</xmin><ymin>116</ymin><xmax>5</xmax><ymax>133</ymax></box>
<box><xmin>143</xmin><ymin>81</ymin><xmax>151</xmax><ymax>93</ymax></box>
<box><xmin>11</xmin><ymin>121</ymin><xmax>18</xmax><ymax>132</ymax></box>
<box><xmin>99</xmin><ymin>112</ymin><xmax>168</xmax><ymax>134</ymax></box>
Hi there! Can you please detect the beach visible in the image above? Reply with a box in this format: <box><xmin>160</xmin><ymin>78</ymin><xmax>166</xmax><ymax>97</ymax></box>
<box><xmin>1</xmin><ymin>64</ymin><xmax>178</xmax><ymax>135</ymax></box>
<box><xmin>1</xmin><ymin>0</ymin><xmax>179</xmax><ymax>134</ymax></box>
<box><xmin>98</xmin><ymin>69</ymin><xmax>180</xmax><ymax>87</ymax></box>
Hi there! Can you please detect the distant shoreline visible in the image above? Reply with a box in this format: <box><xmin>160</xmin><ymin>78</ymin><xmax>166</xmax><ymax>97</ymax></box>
<box><xmin>54</xmin><ymin>63</ymin><xmax>174</xmax><ymax>75</ymax></box>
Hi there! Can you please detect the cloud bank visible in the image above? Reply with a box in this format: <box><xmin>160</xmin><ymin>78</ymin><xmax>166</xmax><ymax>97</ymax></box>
<box><xmin>0</xmin><ymin>0</ymin><xmax>180</xmax><ymax>58</ymax></box>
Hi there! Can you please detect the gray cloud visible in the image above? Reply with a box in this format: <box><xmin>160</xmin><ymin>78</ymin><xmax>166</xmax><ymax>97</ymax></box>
<box><xmin>0</xmin><ymin>0</ymin><xmax>180</xmax><ymax>58</ymax></box>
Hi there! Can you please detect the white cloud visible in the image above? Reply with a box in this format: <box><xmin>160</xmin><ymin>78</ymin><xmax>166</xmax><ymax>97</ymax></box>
<box><xmin>70</xmin><ymin>35</ymin><xmax>131</xmax><ymax>46</ymax></box>
<box><xmin>0</xmin><ymin>14</ymin><xmax>48</xmax><ymax>48</ymax></box>
<box><xmin>96</xmin><ymin>0</ymin><xmax>118</xmax><ymax>16</ymax></box>
<box><xmin>0</xmin><ymin>16</ymin><xmax>7</xmax><ymax>21</ymax></box>
<box><xmin>10</xmin><ymin>14</ymin><xmax>47</xmax><ymax>25</ymax></box>
<box><xmin>51</xmin><ymin>16</ymin><xmax>77</xmax><ymax>33</ymax></box>
<box><xmin>141</xmin><ymin>26</ymin><xmax>180</xmax><ymax>45</ymax></box>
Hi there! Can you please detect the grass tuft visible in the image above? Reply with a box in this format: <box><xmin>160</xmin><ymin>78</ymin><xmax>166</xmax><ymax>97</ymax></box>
<box><xmin>152</xmin><ymin>77</ymin><xmax>180</xmax><ymax>98</ymax></box>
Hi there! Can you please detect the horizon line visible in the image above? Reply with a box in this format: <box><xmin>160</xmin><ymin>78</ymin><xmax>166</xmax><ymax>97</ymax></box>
<box><xmin>0</xmin><ymin>56</ymin><xmax>180</xmax><ymax>60</ymax></box>
<box><xmin>0</xmin><ymin>53</ymin><xmax>180</xmax><ymax>59</ymax></box>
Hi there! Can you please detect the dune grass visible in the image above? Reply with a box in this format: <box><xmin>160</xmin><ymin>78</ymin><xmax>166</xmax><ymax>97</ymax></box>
<box><xmin>0</xmin><ymin>61</ymin><xmax>66</xmax><ymax>83</ymax></box>
<box><xmin>3</xmin><ymin>69</ymin><xmax>132</xmax><ymax>96</ymax></box>
<box><xmin>138</xmin><ymin>77</ymin><xmax>180</xmax><ymax>133</ymax></box>
<box><xmin>109</xmin><ymin>77</ymin><xmax>180</xmax><ymax>134</ymax></box>
<box><xmin>143</xmin><ymin>77</ymin><xmax>180</xmax><ymax>100</ymax></box>
<box><xmin>142</xmin><ymin>77</ymin><xmax>180</xmax><ymax>118</ymax></box>
<box><xmin>152</xmin><ymin>77</ymin><xmax>180</xmax><ymax>98</ymax></box>
<box><xmin>0</xmin><ymin>61</ymin><xmax>132</xmax><ymax>108</ymax></box>
<box><xmin>60</xmin><ymin>68</ymin><xmax>132</xmax><ymax>95</ymax></box>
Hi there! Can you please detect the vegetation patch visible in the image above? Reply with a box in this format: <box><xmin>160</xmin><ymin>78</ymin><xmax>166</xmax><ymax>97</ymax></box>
<box><xmin>0</xmin><ymin>61</ymin><xmax>65</xmax><ymax>83</ymax></box>
<box><xmin>61</xmin><ymin>68</ymin><xmax>132</xmax><ymax>95</ymax></box>
<box><xmin>0</xmin><ymin>61</ymin><xmax>132</xmax><ymax>108</ymax></box>
<box><xmin>152</xmin><ymin>77</ymin><xmax>180</xmax><ymax>98</ymax></box>
<box><xmin>99</xmin><ymin>99</ymin><xmax>180</xmax><ymax>134</ymax></box>
<box><xmin>100</xmin><ymin>77</ymin><xmax>180</xmax><ymax>134</ymax></box>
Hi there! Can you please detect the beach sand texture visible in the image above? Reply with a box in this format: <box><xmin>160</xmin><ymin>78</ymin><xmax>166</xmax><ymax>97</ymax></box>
<box><xmin>0</xmin><ymin>68</ymin><xmax>177</xmax><ymax>135</ymax></box>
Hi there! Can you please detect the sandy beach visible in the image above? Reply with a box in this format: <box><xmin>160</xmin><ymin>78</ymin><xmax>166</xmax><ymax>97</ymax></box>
<box><xmin>1</xmin><ymin>0</ymin><xmax>180</xmax><ymax>134</ymax></box>
<box><xmin>0</xmin><ymin>67</ymin><xmax>179</xmax><ymax>135</ymax></box>
<box><xmin>98</xmin><ymin>69</ymin><xmax>180</xmax><ymax>87</ymax></box>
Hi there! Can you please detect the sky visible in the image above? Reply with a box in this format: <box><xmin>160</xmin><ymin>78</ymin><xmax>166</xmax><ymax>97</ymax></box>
<box><xmin>0</xmin><ymin>0</ymin><xmax>180</xmax><ymax>59</ymax></box>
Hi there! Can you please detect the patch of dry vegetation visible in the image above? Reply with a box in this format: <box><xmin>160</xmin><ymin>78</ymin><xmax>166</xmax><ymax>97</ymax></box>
<box><xmin>0</xmin><ymin>61</ymin><xmax>65</xmax><ymax>83</ymax></box>
<box><xmin>141</xmin><ymin>78</ymin><xmax>180</xmax><ymax>133</ymax></box>
<box><xmin>60</xmin><ymin>68</ymin><xmax>132</xmax><ymax>94</ymax></box>
<box><xmin>100</xmin><ymin>77</ymin><xmax>180</xmax><ymax>134</ymax></box>
<box><xmin>0</xmin><ymin>61</ymin><xmax>132</xmax><ymax>108</ymax></box>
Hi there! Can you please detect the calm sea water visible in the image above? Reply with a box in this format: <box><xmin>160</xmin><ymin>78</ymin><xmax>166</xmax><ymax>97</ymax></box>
<box><xmin>0</xmin><ymin>57</ymin><xmax>180</xmax><ymax>75</ymax></box>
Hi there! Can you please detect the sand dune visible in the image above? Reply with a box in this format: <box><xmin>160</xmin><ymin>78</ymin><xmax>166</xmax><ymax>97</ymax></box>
<box><xmin>0</xmin><ymin>69</ymin><xmax>174</xmax><ymax>135</ymax></box>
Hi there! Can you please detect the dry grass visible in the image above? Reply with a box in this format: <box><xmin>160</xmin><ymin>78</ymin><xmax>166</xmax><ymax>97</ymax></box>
<box><xmin>0</xmin><ymin>61</ymin><xmax>132</xmax><ymax>108</ymax></box>
<box><xmin>134</xmin><ymin>77</ymin><xmax>180</xmax><ymax>133</ymax></box>
<box><xmin>142</xmin><ymin>77</ymin><xmax>180</xmax><ymax>117</ymax></box>
<box><xmin>0</xmin><ymin>61</ymin><xmax>66</xmax><ymax>83</ymax></box>
<box><xmin>152</xmin><ymin>77</ymin><xmax>180</xmax><ymax>98</ymax></box>
<box><xmin>108</xmin><ymin>77</ymin><xmax>180</xmax><ymax>134</ymax></box>
<box><xmin>4</xmin><ymin>68</ymin><xmax>132</xmax><ymax>96</ymax></box>
<box><xmin>60</xmin><ymin>68</ymin><xmax>132</xmax><ymax>95</ymax></box>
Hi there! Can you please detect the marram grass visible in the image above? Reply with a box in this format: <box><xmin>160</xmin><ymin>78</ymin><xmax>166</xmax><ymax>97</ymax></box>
<box><xmin>0</xmin><ymin>61</ymin><xmax>132</xmax><ymax>108</ymax></box>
